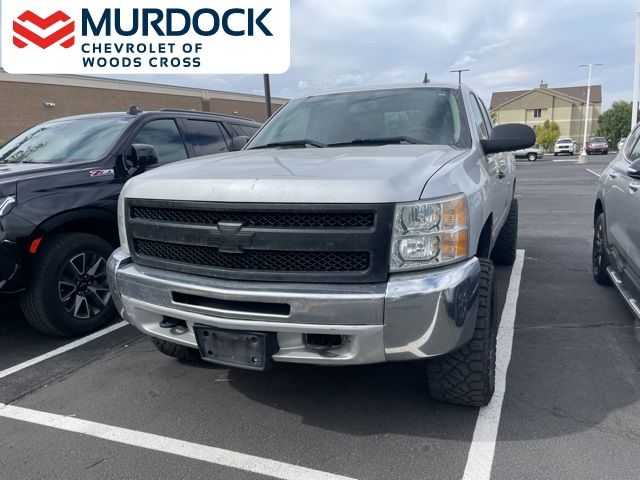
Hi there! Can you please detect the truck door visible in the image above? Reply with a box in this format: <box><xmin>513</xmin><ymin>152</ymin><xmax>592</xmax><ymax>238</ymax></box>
<box><xmin>605</xmin><ymin>129</ymin><xmax>640</xmax><ymax>291</ymax></box>
<box><xmin>469</xmin><ymin>93</ymin><xmax>510</xmax><ymax>236</ymax></box>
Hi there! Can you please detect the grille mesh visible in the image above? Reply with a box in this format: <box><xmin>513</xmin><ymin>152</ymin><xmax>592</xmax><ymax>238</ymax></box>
<box><xmin>134</xmin><ymin>239</ymin><xmax>370</xmax><ymax>273</ymax></box>
<box><xmin>131</xmin><ymin>206</ymin><xmax>374</xmax><ymax>229</ymax></box>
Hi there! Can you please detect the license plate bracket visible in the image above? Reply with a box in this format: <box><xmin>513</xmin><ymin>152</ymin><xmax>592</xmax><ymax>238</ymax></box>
<box><xmin>194</xmin><ymin>326</ymin><xmax>277</xmax><ymax>371</ymax></box>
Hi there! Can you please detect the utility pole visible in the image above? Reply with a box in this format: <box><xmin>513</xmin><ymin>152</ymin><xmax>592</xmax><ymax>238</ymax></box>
<box><xmin>633</xmin><ymin>0</ymin><xmax>640</xmax><ymax>128</ymax></box>
<box><xmin>263</xmin><ymin>74</ymin><xmax>273</xmax><ymax>119</ymax></box>
<box><xmin>450</xmin><ymin>69</ymin><xmax>470</xmax><ymax>84</ymax></box>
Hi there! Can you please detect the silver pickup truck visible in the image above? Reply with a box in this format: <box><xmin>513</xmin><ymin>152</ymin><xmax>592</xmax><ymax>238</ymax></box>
<box><xmin>107</xmin><ymin>83</ymin><xmax>534</xmax><ymax>407</ymax></box>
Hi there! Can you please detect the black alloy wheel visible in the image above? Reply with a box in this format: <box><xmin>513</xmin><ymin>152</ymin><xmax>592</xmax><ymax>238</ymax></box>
<box><xmin>58</xmin><ymin>252</ymin><xmax>111</xmax><ymax>319</ymax></box>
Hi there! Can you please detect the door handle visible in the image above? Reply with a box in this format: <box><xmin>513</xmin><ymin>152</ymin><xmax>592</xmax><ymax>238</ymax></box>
<box><xmin>630</xmin><ymin>181</ymin><xmax>640</xmax><ymax>193</ymax></box>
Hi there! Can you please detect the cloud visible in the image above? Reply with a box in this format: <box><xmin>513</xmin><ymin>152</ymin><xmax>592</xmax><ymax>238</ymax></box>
<box><xmin>103</xmin><ymin>0</ymin><xmax>635</xmax><ymax>109</ymax></box>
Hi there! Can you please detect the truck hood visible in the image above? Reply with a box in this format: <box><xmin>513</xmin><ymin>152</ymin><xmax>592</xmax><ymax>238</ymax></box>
<box><xmin>123</xmin><ymin>145</ymin><xmax>466</xmax><ymax>204</ymax></box>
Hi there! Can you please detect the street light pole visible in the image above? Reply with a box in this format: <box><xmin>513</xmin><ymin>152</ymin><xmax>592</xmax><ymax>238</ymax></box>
<box><xmin>578</xmin><ymin>63</ymin><xmax>602</xmax><ymax>154</ymax></box>
<box><xmin>633</xmin><ymin>0</ymin><xmax>640</xmax><ymax>128</ymax></box>
<box><xmin>450</xmin><ymin>69</ymin><xmax>470</xmax><ymax>84</ymax></box>
<box><xmin>263</xmin><ymin>74</ymin><xmax>273</xmax><ymax>119</ymax></box>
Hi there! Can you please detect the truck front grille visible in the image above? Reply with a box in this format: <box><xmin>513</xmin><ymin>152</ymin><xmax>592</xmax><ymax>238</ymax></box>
<box><xmin>131</xmin><ymin>206</ymin><xmax>375</xmax><ymax>229</ymax></box>
<box><xmin>126</xmin><ymin>199</ymin><xmax>393</xmax><ymax>283</ymax></box>
<box><xmin>134</xmin><ymin>239</ymin><xmax>370</xmax><ymax>273</ymax></box>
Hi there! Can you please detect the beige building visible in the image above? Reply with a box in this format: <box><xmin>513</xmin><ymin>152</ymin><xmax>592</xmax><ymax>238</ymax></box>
<box><xmin>490</xmin><ymin>81</ymin><xmax>602</xmax><ymax>142</ymax></box>
<box><xmin>0</xmin><ymin>70</ymin><xmax>287</xmax><ymax>142</ymax></box>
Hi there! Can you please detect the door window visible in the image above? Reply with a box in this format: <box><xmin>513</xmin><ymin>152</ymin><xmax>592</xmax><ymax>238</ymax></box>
<box><xmin>625</xmin><ymin>126</ymin><xmax>640</xmax><ymax>162</ymax></box>
<box><xmin>469</xmin><ymin>94</ymin><xmax>490</xmax><ymax>140</ymax></box>
<box><xmin>131</xmin><ymin>119</ymin><xmax>188</xmax><ymax>165</ymax></box>
<box><xmin>186</xmin><ymin>120</ymin><xmax>229</xmax><ymax>156</ymax></box>
<box><xmin>231</xmin><ymin>124</ymin><xmax>260</xmax><ymax>138</ymax></box>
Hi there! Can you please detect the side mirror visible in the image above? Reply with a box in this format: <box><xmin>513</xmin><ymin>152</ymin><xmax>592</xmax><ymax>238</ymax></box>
<box><xmin>127</xmin><ymin>144</ymin><xmax>159</xmax><ymax>169</ymax></box>
<box><xmin>627</xmin><ymin>159</ymin><xmax>640</xmax><ymax>179</ymax></box>
<box><xmin>230</xmin><ymin>136</ymin><xmax>250</xmax><ymax>152</ymax></box>
<box><xmin>481</xmin><ymin>123</ymin><xmax>536</xmax><ymax>155</ymax></box>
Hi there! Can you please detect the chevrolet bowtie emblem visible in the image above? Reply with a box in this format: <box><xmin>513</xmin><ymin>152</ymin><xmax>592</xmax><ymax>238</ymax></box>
<box><xmin>208</xmin><ymin>222</ymin><xmax>255</xmax><ymax>254</ymax></box>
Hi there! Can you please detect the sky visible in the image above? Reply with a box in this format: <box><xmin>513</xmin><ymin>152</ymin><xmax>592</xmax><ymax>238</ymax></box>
<box><xmin>109</xmin><ymin>0</ymin><xmax>635</xmax><ymax>109</ymax></box>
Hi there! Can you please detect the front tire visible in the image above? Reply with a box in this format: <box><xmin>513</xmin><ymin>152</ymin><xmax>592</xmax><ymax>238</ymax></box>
<box><xmin>527</xmin><ymin>153</ymin><xmax>537</xmax><ymax>162</ymax></box>
<box><xmin>151</xmin><ymin>337</ymin><xmax>201</xmax><ymax>362</ymax></box>
<box><xmin>491</xmin><ymin>199</ymin><xmax>518</xmax><ymax>265</ymax></box>
<box><xmin>20</xmin><ymin>233</ymin><xmax>115</xmax><ymax>337</ymax></box>
<box><xmin>426</xmin><ymin>258</ymin><xmax>497</xmax><ymax>407</ymax></box>
<box><xmin>593</xmin><ymin>213</ymin><xmax>612</xmax><ymax>286</ymax></box>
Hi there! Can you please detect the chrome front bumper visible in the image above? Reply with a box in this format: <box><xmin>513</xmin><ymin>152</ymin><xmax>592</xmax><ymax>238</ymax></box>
<box><xmin>107</xmin><ymin>248</ymin><xmax>480</xmax><ymax>365</ymax></box>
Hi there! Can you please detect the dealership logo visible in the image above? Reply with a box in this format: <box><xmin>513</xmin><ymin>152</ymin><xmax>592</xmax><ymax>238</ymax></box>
<box><xmin>1</xmin><ymin>1</ymin><xmax>290</xmax><ymax>75</ymax></box>
<box><xmin>13</xmin><ymin>10</ymin><xmax>75</xmax><ymax>49</ymax></box>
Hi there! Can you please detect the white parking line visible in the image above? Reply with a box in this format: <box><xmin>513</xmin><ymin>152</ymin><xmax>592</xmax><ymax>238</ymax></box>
<box><xmin>462</xmin><ymin>249</ymin><xmax>525</xmax><ymax>480</ymax></box>
<box><xmin>0</xmin><ymin>320</ymin><xmax>128</xmax><ymax>380</ymax></box>
<box><xmin>0</xmin><ymin>403</ymin><xmax>356</xmax><ymax>480</ymax></box>
<box><xmin>586</xmin><ymin>169</ymin><xmax>602</xmax><ymax>178</ymax></box>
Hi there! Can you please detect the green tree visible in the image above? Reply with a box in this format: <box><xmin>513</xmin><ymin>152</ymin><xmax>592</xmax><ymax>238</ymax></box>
<box><xmin>597</xmin><ymin>101</ymin><xmax>632</xmax><ymax>150</ymax></box>
<box><xmin>534</xmin><ymin>120</ymin><xmax>561</xmax><ymax>150</ymax></box>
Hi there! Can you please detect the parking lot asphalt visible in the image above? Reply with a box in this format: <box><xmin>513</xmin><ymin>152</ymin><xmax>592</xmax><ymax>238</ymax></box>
<box><xmin>1</xmin><ymin>153</ymin><xmax>639</xmax><ymax>480</ymax></box>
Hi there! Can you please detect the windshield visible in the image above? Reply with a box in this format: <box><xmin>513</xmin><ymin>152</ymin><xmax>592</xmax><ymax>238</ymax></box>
<box><xmin>591</xmin><ymin>137</ymin><xmax>606</xmax><ymax>143</ymax></box>
<box><xmin>0</xmin><ymin>116</ymin><xmax>134</xmax><ymax>164</ymax></box>
<box><xmin>247</xmin><ymin>88</ymin><xmax>471</xmax><ymax>149</ymax></box>
<box><xmin>557</xmin><ymin>139</ymin><xmax>572</xmax><ymax>144</ymax></box>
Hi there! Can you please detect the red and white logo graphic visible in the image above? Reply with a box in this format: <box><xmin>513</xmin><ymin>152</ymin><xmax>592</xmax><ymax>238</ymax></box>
<box><xmin>13</xmin><ymin>10</ymin><xmax>75</xmax><ymax>49</ymax></box>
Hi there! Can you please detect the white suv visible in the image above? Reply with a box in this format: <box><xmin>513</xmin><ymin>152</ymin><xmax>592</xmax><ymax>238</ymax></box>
<box><xmin>554</xmin><ymin>138</ymin><xmax>575</xmax><ymax>156</ymax></box>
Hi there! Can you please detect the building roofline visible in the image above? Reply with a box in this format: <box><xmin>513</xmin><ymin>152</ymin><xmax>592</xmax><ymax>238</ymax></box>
<box><xmin>0</xmin><ymin>69</ymin><xmax>288</xmax><ymax>104</ymax></box>
<box><xmin>491</xmin><ymin>86</ymin><xmax>600</xmax><ymax>110</ymax></box>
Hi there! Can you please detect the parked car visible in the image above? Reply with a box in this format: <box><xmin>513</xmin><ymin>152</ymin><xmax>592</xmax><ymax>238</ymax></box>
<box><xmin>586</xmin><ymin>137</ymin><xmax>609</xmax><ymax>155</ymax></box>
<box><xmin>0</xmin><ymin>108</ymin><xmax>261</xmax><ymax>336</ymax></box>
<box><xmin>618</xmin><ymin>137</ymin><xmax>627</xmax><ymax>152</ymax></box>
<box><xmin>514</xmin><ymin>145</ymin><xmax>544</xmax><ymax>161</ymax></box>
<box><xmin>554</xmin><ymin>138</ymin><xmax>575</xmax><ymax>156</ymax></box>
<box><xmin>593</xmin><ymin>124</ymin><xmax>640</xmax><ymax>319</ymax></box>
<box><xmin>107</xmin><ymin>84</ymin><xmax>535</xmax><ymax>407</ymax></box>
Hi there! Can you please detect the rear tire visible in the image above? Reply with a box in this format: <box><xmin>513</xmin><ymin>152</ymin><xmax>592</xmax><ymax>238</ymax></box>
<box><xmin>593</xmin><ymin>213</ymin><xmax>612</xmax><ymax>286</ymax></box>
<box><xmin>20</xmin><ymin>233</ymin><xmax>115</xmax><ymax>337</ymax></box>
<box><xmin>151</xmin><ymin>337</ymin><xmax>201</xmax><ymax>362</ymax></box>
<box><xmin>491</xmin><ymin>199</ymin><xmax>518</xmax><ymax>265</ymax></box>
<box><xmin>426</xmin><ymin>258</ymin><xmax>497</xmax><ymax>407</ymax></box>
<box><xmin>527</xmin><ymin>153</ymin><xmax>537</xmax><ymax>162</ymax></box>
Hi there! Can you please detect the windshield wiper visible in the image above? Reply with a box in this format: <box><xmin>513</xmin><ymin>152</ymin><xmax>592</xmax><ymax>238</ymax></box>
<box><xmin>249</xmin><ymin>139</ymin><xmax>327</xmax><ymax>149</ymax></box>
<box><xmin>328</xmin><ymin>136</ymin><xmax>423</xmax><ymax>147</ymax></box>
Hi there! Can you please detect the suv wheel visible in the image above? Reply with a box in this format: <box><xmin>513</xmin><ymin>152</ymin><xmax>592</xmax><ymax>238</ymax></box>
<box><xmin>527</xmin><ymin>152</ymin><xmax>537</xmax><ymax>162</ymax></box>
<box><xmin>491</xmin><ymin>199</ymin><xmax>518</xmax><ymax>265</ymax></box>
<box><xmin>151</xmin><ymin>337</ymin><xmax>201</xmax><ymax>362</ymax></box>
<box><xmin>426</xmin><ymin>258</ymin><xmax>497</xmax><ymax>407</ymax></box>
<box><xmin>20</xmin><ymin>233</ymin><xmax>115</xmax><ymax>336</ymax></box>
<box><xmin>593</xmin><ymin>213</ymin><xmax>612</xmax><ymax>286</ymax></box>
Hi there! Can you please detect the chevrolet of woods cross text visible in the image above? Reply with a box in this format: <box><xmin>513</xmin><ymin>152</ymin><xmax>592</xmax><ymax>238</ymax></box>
<box><xmin>107</xmin><ymin>84</ymin><xmax>535</xmax><ymax>407</ymax></box>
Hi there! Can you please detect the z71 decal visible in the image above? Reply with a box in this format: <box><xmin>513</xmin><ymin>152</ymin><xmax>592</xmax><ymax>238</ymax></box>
<box><xmin>89</xmin><ymin>169</ymin><xmax>114</xmax><ymax>177</ymax></box>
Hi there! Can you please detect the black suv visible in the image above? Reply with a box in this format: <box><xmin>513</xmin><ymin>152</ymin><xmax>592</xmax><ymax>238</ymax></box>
<box><xmin>0</xmin><ymin>108</ymin><xmax>261</xmax><ymax>336</ymax></box>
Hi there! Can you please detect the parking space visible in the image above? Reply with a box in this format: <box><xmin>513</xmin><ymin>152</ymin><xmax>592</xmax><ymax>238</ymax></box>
<box><xmin>1</xmin><ymin>154</ymin><xmax>639</xmax><ymax>480</ymax></box>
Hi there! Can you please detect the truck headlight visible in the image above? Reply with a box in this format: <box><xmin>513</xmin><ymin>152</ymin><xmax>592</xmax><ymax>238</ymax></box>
<box><xmin>0</xmin><ymin>196</ymin><xmax>16</xmax><ymax>218</ymax></box>
<box><xmin>117</xmin><ymin>194</ymin><xmax>130</xmax><ymax>255</ymax></box>
<box><xmin>390</xmin><ymin>195</ymin><xmax>469</xmax><ymax>272</ymax></box>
